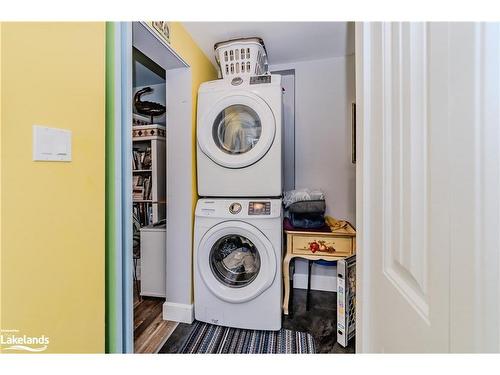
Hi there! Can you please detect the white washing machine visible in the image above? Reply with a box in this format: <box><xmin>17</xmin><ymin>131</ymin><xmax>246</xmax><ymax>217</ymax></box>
<box><xmin>197</xmin><ymin>75</ymin><xmax>283</xmax><ymax>197</ymax></box>
<box><xmin>194</xmin><ymin>198</ymin><xmax>282</xmax><ymax>330</ymax></box>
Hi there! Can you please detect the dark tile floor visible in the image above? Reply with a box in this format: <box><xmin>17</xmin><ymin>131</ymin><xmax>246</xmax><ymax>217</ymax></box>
<box><xmin>284</xmin><ymin>288</ymin><xmax>355</xmax><ymax>353</ymax></box>
<box><xmin>159</xmin><ymin>288</ymin><xmax>355</xmax><ymax>354</ymax></box>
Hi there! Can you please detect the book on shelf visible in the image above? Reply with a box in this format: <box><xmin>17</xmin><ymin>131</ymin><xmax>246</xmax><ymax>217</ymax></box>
<box><xmin>133</xmin><ymin>201</ymin><xmax>154</xmax><ymax>226</ymax></box>
<box><xmin>133</xmin><ymin>191</ymin><xmax>144</xmax><ymax>201</ymax></box>
<box><xmin>133</xmin><ymin>175</ymin><xmax>143</xmax><ymax>187</ymax></box>
<box><xmin>144</xmin><ymin>176</ymin><xmax>152</xmax><ymax>200</ymax></box>
<box><xmin>147</xmin><ymin>205</ymin><xmax>153</xmax><ymax>225</ymax></box>
<box><xmin>132</xmin><ymin>147</ymin><xmax>152</xmax><ymax>171</ymax></box>
<box><xmin>132</xmin><ymin>174</ymin><xmax>152</xmax><ymax>201</ymax></box>
<box><xmin>133</xmin><ymin>202</ymin><xmax>153</xmax><ymax>227</ymax></box>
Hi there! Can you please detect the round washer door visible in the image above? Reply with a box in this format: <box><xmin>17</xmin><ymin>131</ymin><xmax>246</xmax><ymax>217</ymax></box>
<box><xmin>197</xmin><ymin>221</ymin><xmax>277</xmax><ymax>303</ymax></box>
<box><xmin>198</xmin><ymin>92</ymin><xmax>276</xmax><ymax>169</ymax></box>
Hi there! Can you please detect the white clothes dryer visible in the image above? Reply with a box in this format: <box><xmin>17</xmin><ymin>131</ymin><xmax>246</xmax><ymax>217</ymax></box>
<box><xmin>197</xmin><ymin>75</ymin><xmax>283</xmax><ymax>197</ymax></box>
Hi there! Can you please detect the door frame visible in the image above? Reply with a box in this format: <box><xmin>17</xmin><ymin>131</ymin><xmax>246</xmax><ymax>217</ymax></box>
<box><xmin>354</xmin><ymin>21</ymin><xmax>368</xmax><ymax>353</ymax></box>
<box><xmin>106</xmin><ymin>21</ymin><xmax>191</xmax><ymax>353</ymax></box>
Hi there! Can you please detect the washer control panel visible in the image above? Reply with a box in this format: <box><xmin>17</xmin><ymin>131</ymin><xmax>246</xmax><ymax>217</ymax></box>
<box><xmin>196</xmin><ymin>199</ymin><xmax>281</xmax><ymax>218</ymax></box>
<box><xmin>250</xmin><ymin>75</ymin><xmax>271</xmax><ymax>85</ymax></box>
<box><xmin>248</xmin><ymin>201</ymin><xmax>271</xmax><ymax>215</ymax></box>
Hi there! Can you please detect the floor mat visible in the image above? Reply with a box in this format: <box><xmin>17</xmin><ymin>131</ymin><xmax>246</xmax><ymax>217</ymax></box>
<box><xmin>178</xmin><ymin>321</ymin><xmax>316</xmax><ymax>354</ymax></box>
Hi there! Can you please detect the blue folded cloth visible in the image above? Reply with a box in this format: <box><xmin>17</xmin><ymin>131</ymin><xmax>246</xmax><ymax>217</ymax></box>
<box><xmin>289</xmin><ymin>212</ymin><xmax>325</xmax><ymax>229</ymax></box>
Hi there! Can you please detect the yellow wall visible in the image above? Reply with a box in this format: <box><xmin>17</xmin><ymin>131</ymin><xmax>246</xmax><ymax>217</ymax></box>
<box><xmin>0</xmin><ymin>23</ymin><xmax>105</xmax><ymax>353</ymax></box>
<box><xmin>0</xmin><ymin>23</ymin><xmax>3</xmax><ymax>337</ymax></box>
<box><xmin>168</xmin><ymin>23</ymin><xmax>218</xmax><ymax>213</ymax></box>
<box><xmin>0</xmin><ymin>21</ymin><xmax>213</xmax><ymax>353</ymax></box>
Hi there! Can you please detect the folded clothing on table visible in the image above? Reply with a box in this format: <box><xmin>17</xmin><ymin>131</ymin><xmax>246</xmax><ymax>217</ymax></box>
<box><xmin>283</xmin><ymin>189</ymin><xmax>327</xmax><ymax>230</ymax></box>
<box><xmin>283</xmin><ymin>217</ymin><xmax>331</xmax><ymax>232</ymax></box>
<box><xmin>289</xmin><ymin>212</ymin><xmax>325</xmax><ymax>229</ymax></box>
<box><xmin>283</xmin><ymin>188</ymin><xmax>325</xmax><ymax>208</ymax></box>
<box><xmin>287</xmin><ymin>200</ymin><xmax>326</xmax><ymax>214</ymax></box>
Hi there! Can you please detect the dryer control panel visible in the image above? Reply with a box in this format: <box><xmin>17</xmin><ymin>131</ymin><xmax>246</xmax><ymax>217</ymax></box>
<box><xmin>250</xmin><ymin>75</ymin><xmax>272</xmax><ymax>84</ymax></box>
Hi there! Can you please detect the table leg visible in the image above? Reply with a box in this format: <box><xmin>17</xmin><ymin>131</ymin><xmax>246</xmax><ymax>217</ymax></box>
<box><xmin>306</xmin><ymin>259</ymin><xmax>313</xmax><ymax>311</ymax></box>
<box><xmin>283</xmin><ymin>253</ymin><xmax>293</xmax><ymax>315</ymax></box>
<box><xmin>289</xmin><ymin>258</ymin><xmax>295</xmax><ymax>317</ymax></box>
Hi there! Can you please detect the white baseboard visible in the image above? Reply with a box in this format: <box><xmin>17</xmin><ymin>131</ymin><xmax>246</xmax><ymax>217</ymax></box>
<box><xmin>163</xmin><ymin>301</ymin><xmax>194</xmax><ymax>324</ymax></box>
<box><xmin>141</xmin><ymin>291</ymin><xmax>166</xmax><ymax>298</ymax></box>
<box><xmin>293</xmin><ymin>273</ymin><xmax>337</xmax><ymax>292</ymax></box>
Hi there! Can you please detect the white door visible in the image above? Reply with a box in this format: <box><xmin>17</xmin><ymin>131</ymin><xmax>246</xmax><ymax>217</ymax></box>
<box><xmin>356</xmin><ymin>22</ymin><xmax>500</xmax><ymax>352</ymax></box>
<box><xmin>197</xmin><ymin>92</ymin><xmax>276</xmax><ymax>168</ymax></box>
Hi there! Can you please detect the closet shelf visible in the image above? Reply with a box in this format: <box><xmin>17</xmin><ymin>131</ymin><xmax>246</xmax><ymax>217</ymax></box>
<box><xmin>132</xmin><ymin>123</ymin><xmax>166</xmax><ymax>227</ymax></box>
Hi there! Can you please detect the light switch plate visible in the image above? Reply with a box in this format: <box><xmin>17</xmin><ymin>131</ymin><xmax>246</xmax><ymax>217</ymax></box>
<box><xmin>33</xmin><ymin>125</ymin><xmax>72</xmax><ymax>162</ymax></box>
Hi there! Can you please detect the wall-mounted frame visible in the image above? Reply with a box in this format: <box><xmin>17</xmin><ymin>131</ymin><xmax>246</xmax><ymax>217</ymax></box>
<box><xmin>351</xmin><ymin>102</ymin><xmax>356</xmax><ymax>164</ymax></box>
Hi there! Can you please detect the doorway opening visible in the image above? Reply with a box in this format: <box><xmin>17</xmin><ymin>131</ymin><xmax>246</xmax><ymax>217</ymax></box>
<box><xmin>130</xmin><ymin>22</ymin><xmax>192</xmax><ymax>353</ymax></box>
<box><xmin>161</xmin><ymin>39</ymin><xmax>357</xmax><ymax>353</ymax></box>
<box><xmin>108</xmin><ymin>21</ymin><xmax>357</xmax><ymax>354</ymax></box>
<box><xmin>131</xmin><ymin>45</ymin><xmax>171</xmax><ymax>353</ymax></box>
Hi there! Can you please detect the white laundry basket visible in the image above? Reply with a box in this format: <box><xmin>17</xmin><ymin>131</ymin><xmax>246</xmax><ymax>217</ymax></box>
<box><xmin>214</xmin><ymin>37</ymin><xmax>268</xmax><ymax>79</ymax></box>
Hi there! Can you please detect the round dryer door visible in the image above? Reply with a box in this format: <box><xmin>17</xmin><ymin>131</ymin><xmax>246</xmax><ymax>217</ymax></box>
<box><xmin>198</xmin><ymin>92</ymin><xmax>276</xmax><ymax>169</ymax></box>
<box><xmin>197</xmin><ymin>221</ymin><xmax>277</xmax><ymax>303</ymax></box>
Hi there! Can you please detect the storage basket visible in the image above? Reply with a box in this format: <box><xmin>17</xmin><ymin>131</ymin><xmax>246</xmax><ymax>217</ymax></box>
<box><xmin>214</xmin><ymin>37</ymin><xmax>268</xmax><ymax>79</ymax></box>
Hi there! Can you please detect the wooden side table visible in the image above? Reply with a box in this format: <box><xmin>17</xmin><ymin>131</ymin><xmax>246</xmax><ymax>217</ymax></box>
<box><xmin>283</xmin><ymin>227</ymin><xmax>356</xmax><ymax>315</ymax></box>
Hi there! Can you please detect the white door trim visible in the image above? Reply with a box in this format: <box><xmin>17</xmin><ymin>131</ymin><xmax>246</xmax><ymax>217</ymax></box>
<box><xmin>447</xmin><ymin>22</ymin><xmax>500</xmax><ymax>352</ymax></box>
<box><xmin>355</xmin><ymin>21</ymin><xmax>372</xmax><ymax>353</ymax></box>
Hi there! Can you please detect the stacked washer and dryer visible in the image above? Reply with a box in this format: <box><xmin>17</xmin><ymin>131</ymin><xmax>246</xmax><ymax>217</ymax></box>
<box><xmin>194</xmin><ymin>38</ymin><xmax>284</xmax><ymax>330</ymax></box>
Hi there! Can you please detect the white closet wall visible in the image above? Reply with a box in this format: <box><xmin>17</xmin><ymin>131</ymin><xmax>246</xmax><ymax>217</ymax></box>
<box><xmin>270</xmin><ymin>54</ymin><xmax>356</xmax><ymax>291</ymax></box>
<box><xmin>271</xmin><ymin>55</ymin><xmax>356</xmax><ymax>223</ymax></box>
